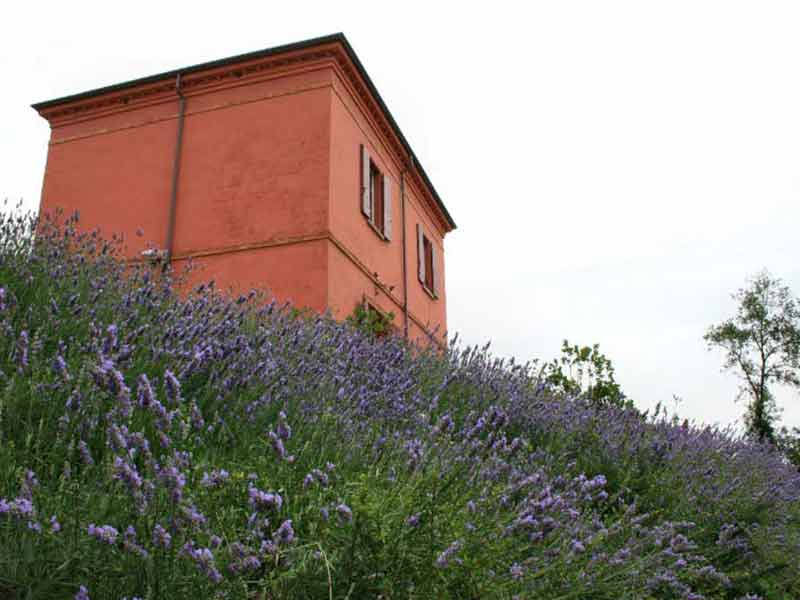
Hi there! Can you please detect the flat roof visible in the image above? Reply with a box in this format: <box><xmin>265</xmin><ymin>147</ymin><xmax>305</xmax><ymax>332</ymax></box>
<box><xmin>32</xmin><ymin>33</ymin><xmax>456</xmax><ymax>230</ymax></box>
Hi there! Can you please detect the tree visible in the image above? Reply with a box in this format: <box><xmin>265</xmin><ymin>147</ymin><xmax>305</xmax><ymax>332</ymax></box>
<box><xmin>704</xmin><ymin>271</ymin><xmax>800</xmax><ymax>442</ymax></box>
<box><xmin>542</xmin><ymin>340</ymin><xmax>632</xmax><ymax>409</ymax></box>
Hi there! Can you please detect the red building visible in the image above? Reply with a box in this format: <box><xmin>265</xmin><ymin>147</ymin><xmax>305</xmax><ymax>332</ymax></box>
<box><xmin>33</xmin><ymin>34</ymin><xmax>456</xmax><ymax>343</ymax></box>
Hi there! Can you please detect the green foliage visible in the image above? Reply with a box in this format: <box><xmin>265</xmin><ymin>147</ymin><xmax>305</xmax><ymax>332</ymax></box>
<box><xmin>1</xmin><ymin>210</ymin><xmax>799</xmax><ymax>598</ymax></box>
<box><xmin>542</xmin><ymin>340</ymin><xmax>632</xmax><ymax>409</ymax></box>
<box><xmin>705</xmin><ymin>271</ymin><xmax>800</xmax><ymax>442</ymax></box>
<box><xmin>346</xmin><ymin>302</ymin><xmax>395</xmax><ymax>338</ymax></box>
<box><xmin>776</xmin><ymin>426</ymin><xmax>800</xmax><ymax>469</ymax></box>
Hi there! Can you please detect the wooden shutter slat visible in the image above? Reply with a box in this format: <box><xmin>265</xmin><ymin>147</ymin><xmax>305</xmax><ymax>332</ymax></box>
<box><xmin>417</xmin><ymin>223</ymin><xmax>425</xmax><ymax>283</ymax></box>
<box><xmin>383</xmin><ymin>176</ymin><xmax>392</xmax><ymax>240</ymax></box>
<box><xmin>360</xmin><ymin>145</ymin><xmax>371</xmax><ymax>218</ymax></box>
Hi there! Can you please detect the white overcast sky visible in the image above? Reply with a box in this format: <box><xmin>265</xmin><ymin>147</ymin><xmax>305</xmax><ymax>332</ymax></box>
<box><xmin>3</xmin><ymin>1</ymin><xmax>799</xmax><ymax>430</ymax></box>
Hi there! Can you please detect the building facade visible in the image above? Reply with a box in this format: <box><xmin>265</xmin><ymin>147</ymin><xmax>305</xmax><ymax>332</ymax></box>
<box><xmin>33</xmin><ymin>34</ymin><xmax>456</xmax><ymax>343</ymax></box>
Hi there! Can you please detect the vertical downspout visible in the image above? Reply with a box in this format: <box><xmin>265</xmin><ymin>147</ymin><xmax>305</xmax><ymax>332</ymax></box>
<box><xmin>164</xmin><ymin>72</ymin><xmax>186</xmax><ymax>267</ymax></box>
<box><xmin>400</xmin><ymin>163</ymin><xmax>409</xmax><ymax>339</ymax></box>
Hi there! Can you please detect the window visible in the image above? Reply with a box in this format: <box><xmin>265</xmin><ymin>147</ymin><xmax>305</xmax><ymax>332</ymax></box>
<box><xmin>423</xmin><ymin>236</ymin><xmax>434</xmax><ymax>291</ymax></box>
<box><xmin>417</xmin><ymin>223</ymin><xmax>438</xmax><ymax>298</ymax></box>
<box><xmin>360</xmin><ymin>144</ymin><xmax>392</xmax><ymax>240</ymax></box>
<box><xmin>371</xmin><ymin>162</ymin><xmax>384</xmax><ymax>232</ymax></box>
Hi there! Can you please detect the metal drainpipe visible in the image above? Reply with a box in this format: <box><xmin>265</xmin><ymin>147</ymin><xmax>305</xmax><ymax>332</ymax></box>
<box><xmin>400</xmin><ymin>162</ymin><xmax>409</xmax><ymax>339</ymax></box>
<box><xmin>164</xmin><ymin>72</ymin><xmax>186</xmax><ymax>268</ymax></box>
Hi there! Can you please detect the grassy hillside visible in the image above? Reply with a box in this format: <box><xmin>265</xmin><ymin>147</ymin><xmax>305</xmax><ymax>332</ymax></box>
<box><xmin>1</xmin><ymin>208</ymin><xmax>799</xmax><ymax>599</ymax></box>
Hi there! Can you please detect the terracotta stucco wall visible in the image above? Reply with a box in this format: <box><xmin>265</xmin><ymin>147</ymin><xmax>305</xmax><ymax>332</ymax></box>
<box><xmin>39</xmin><ymin>69</ymin><xmax>333</xmax><ymax>312</ymax></box>
<box><xmin>172</xmin><ymin>72</ymin><xmax>332</xmax><ymax>256</ymax></box>
<box><xmin>327</xmin><ymin>73</ymin><xmax>447</xmax><ymax>338</ymax></box>
<box><xmin>178</xmin><ymin>239</ymin><xmax>328</xmax><ymax>313</ymax></box>
<box><xmin>40</xmin><ymin>99</ymin><xmax>177</xmax><ymax>258</ymax></box>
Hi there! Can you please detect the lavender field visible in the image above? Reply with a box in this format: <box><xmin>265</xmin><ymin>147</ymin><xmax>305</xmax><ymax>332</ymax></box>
<box><xmin>1</xmin><ymin>208</ymin><xmax>799</xmax><ymax>599</ymax></box>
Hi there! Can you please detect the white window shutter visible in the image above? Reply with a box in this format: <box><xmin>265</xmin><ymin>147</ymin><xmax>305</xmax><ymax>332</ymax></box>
<box><xmin>432</xmin><ymin>243</ymin><xmax>439</xmax><ymax>297</ymax></box>
<box><xmin>383</xmin><ymin>176</ymin><xmax>392</xmax><ymax>240</ymax></box>
<box><xmin>417</xmin><ymin>223</ymin><xmax>425</xmax><ymax>283</ymax></box>
<box><xmin>360</xmin><ymin>145</ymin><xmax>371</xmax><ymax>218</ymax></box>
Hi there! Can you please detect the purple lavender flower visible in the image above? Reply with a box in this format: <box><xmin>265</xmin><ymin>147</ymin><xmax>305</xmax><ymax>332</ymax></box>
<box><xmin>717</xmin><ymin>523</ymin><xmax>750</xmax><ymax>553</ymax></box>
<box><xmin>102</xmin><ymin>324</ymin><xmax>118</xmax><ymax>355</ymax></box>
<box><xmin>78</xmin><ymin>441</ymin><xmax>94</xmax><ymax>466</ymax></box>
<box><xmin>164</xmin><ymin>370</ymin><xmax>181</xmax><ymax>404</ymax></box>
<box><xmin>303</xmin><ymin>468</ymin><xmax>329</xmax><ymax>489</ymax></box>
<box><xmin>336</xmin><ymin>503</ymin><xmax>353</xmax><ymax>524</ymax></box>
<box><xmin>50</xmin><ymin>515</ymin><xmax>61</xmax><ymax>533</ymax></box>
<box><xmin>136</xmin><ymin>373</ymin><xmax>155</xmax><ymax>408</ymax></box>
<box><xmin>122</xmin><ymin>526</ymin><xmax>148</xmax><ymax>558</ymax></box>
<box><xmin>241</xmin><ymin>555</ymin><xmax>262</xmax><ymax>571</ymax></box>
<box><xmin>107</xmin><ymin>424</ymin><xmax>130</xmax><ymax>453</ymax></box>
<box><xmin>276</xmin><ymin>411</ymin><xmax>292</xmax><ymax>440</ymax></box>
<box><xmin>435</xmin><ymin>540</ymin><xmax>463</xmax><ymax>568</ymax></box>
<box><xmin>581</xmin><ymin>474</ymin><xmax>607</xmax><ymax>492</ymax></box>
<box><xmin>74</xmin><ymin>585</ymin><xmax>90</xmax><ymax>600</ymax></box>
<box><xmin>153</xmin><ymin>523</ymin><xmax>172</xmax><ymax>549</ymax></box>
<box><xmin>180</xmin><ymin>504</ymin><xmax>207</xmax><ymax>529</ymax></box>
<box><xmin>0</xmin><ymin>497</ymin><xmax>34</xmax><ymax>519</ymax></box>
<box><xmin>404</xmin><ymin>439</ymin><xmax>424</xmax><ymax>470</ymax></box>
<box><xmin>267</xmin><ymin>431</ymin><xmax>286</xmax><ymax>460</ymax></box>
<box><xmin>190</xmin><ymin>402</ymin><xmax>205</xmax><ymax>431</ymax></box>
<box><xmin>200</xmin><ymin>469</ymin><xmax>230</xmax><ymax>489</ymax></box>
<box><xmin>113</xmin><ymin>457</ymin><xmax>143</xmax><ymax>491</ymax></box>
<box><xmin>95</xmin><ymin>358</ymin><xmax>129</xmax><ymax>408</ymax></box>
<box><xmin>230</xmin><ymin>541</ymin><xmax>248</xmax><ymax>560</ymax></box>
<box><xmin>405</xmin><ymin>513</ymin><xmax>421</xmax><ymax>528</ymax></box>
<box><xmin>273</xmin><ymin>519</ymin><xmax>295</xmax><ymax>545</ymax></box>
<box><xmin>248</xmin><ymin>487</ymin><xmax>283</xmax><ymax>512</ymax></box>
<box><xmin>52</xmin><ymin>354</ymin><xmax>70</xmax><ymax>380</ymax></box>
<box><xmin>181</xmin><ymin>541</ymin><xmax>223</xmax><ymax>584</ymax></box>
<box><xmin>88</xmin><ymin>523</ymin><xmax>119</xmax><ymax>545</ymax></box>
<box><xmin>21</xmin><ymin>469</ymin><xmax>38</xmax><ymax>499</ymax></box>
<box><xmin>669</xmin><ymin>533</ymin><xmax>696</xmax><ymax>553</ymax></box>
<box><xmin>65</xmin><ymin>390</ymin><xmax>82</xmax><ymax>412</ymax></box>
<box><xmin>157</xmin><ymin>465</ymin><xmax>186</xmax><ymax>504</ymax></box>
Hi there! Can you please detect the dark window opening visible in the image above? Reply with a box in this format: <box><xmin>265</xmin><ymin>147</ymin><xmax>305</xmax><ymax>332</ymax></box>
<box><xmin>370</xmin><ymin>162</ymin><xmax>384</xmax><ymax>234</ymax></box>
<box><xmin>423</xmin><ymin>235</ymin><xmax>434</xmax><ymax>292</ymax></box>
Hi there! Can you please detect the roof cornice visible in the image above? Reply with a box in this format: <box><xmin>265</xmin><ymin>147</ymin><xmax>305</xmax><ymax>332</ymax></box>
<box><xmin>32</xmin><ymin>33</ymin><xmax>456</xmax><ymax>231</ymax></box>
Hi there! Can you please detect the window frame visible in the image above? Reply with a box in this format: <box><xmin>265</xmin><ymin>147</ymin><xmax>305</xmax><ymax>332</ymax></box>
<box><xmin>368</xmin><ymin>161</ymin><xmax>386</xmax><ymax>239</ymax></box>
<box><xmin>417</xmin><ymin>224</ymin><xmax>438</xmax><ymax>300</ymax></box>
<box><xmin>360</xmin><ymin>144</ymin><xmax>392</xmax><ymax>242</ymax></box>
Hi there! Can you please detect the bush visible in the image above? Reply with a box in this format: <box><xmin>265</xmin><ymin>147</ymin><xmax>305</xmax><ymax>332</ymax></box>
<box><xmin>0</xmin><ymin>207</ymin><xmax>798</xmax><ymax>599</ymax></box>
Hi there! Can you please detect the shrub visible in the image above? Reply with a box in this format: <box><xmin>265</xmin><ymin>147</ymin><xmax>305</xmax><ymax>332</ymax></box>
<box><xmin>0</xmin><ymin>207</ymin><xmax>798</xmax><ymax>599</ymax></box>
